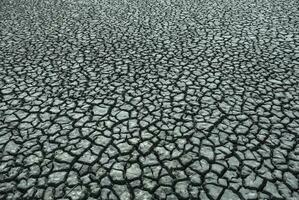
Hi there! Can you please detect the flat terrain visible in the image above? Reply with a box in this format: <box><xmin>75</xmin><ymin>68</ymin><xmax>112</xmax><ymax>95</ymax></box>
<box><xmin>0</xmin><ymin>0</ymin><xmax>299</xmax><ymax>199</ymax></box>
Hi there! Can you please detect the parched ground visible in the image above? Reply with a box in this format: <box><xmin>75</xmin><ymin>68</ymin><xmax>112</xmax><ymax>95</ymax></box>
<box><xmin>0</xmin><ymin>0</ymin><xmax>299</xmax><ymax>199</ymax></box>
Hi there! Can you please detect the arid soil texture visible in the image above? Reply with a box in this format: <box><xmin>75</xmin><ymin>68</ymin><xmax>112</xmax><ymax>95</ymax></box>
<box><xmin>0</xmin><ymin>0</ymin><xmax>299</xmax><ymax>199</ymax></box>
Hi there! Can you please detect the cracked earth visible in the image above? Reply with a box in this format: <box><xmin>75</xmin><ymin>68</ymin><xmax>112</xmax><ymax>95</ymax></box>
<box><xmin>0</xmin><ymin>0</ymin><xmax>299</xmax><ymax>199</ymax></box>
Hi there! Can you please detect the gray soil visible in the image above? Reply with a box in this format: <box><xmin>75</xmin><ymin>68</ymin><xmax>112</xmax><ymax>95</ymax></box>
<box><xmin>0</xmin><ymin>0</ymin><xmax>299</xmax><ymax>199</ymax></box>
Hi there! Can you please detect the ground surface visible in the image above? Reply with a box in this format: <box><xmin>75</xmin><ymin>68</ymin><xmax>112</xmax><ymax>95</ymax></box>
<box><xmin>0</xmin><ymin>0</ymin><xmax>299</xmax><ymax>199</ymax></box>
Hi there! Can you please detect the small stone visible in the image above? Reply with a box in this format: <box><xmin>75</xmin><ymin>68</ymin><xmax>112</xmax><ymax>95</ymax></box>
<box><xmin>211</xmin><ymin>163</ymin><xmax>225</xmax><ymax>174</ymax></box>
<box><xmin>2</xmin><ymin>88</ymin><xmax>12</xmax><ymax>94</ymax></box>
<box><xmin>239</xmin><ymin>188</ymin><xmax>258</xmax><ymax>200</ymax></box>
<box><xmin>269</xmin><ymin>79</ymin><xmax>283</xmax><ymax>85</ymax></box>
<box><xmin>48</xmin><ymin>124</ymin><xmax>60</xmax><ymax>135</ymax></box>
<box><xmin>76</xmin><ymin>57</ymin><xmax>84</xmax><ymax>63</ymax></box>
<box><xmin>206</xmin><ymin>184</ymin><xmax>223</xmax><ymax>199</ymax></box>
<box><xmin>50</xmin><ymin>106</ymin><xmax>60</xmax><ymax>113</ymax></box>
<box><xmin>272</xmin><ymin>169</ymin><xmax>282</xmax><ymax>179</ymax></box>
<box><xmin>201</xmin><ymin>96</ymin><xmax>214</xmax><ymax>103</ymax></box>
<box><xmin>284</xmin><ymin>172</ymin><xmax>298</xmax><ymax>190</ymax></box>
<box><xmin>264</xmin><ymin>182</ymin><xmax>283</xmax><ymax>199</ymax></box>
<box><xmin>199</xmin><ymin>189</ymin><xmax>210</xmax><ymax>200</ymax></box>
<box><xmin>143</xmin><ymin>177</ymin><xmax>157</xmax><ymax>190</ymax></box>
<box><xmin>218</xmin><ymin>102</ymin><xmax>231</xmax><ymax>113</ymax></box>
<box><xmin>196</xmin><ymin>122</ymin><xmax>213</xmax><ymax>130</ymax></box>
<box><xmin>228</xmin><ymin>156</ymin><xmax>240</xmax><ymax>167</ymax></box>
<box><xmin>95</xmin><ymin>135</ymin><xmax>111</xmax><ymax>146</ymax></box>
<box><xmin>116</xmin><ymin>110</ymin><xmax>129</xmax><ymax>120</ymax></box>
<box><xmin>4</xmin><ymin>114</ymin><xmax>18</xmax><ymax>123</ymax></box>
<box><xmin>119</xmin><ymin>191</ymin><xmax>131</xmax><ymax>200</ymax></box>
<box><xmin>200</xmin><ymin>146</ymin><xmax>214</xmax><ymax>160</ymax></box>
<box><xmin>68</xmin><ymin>186</ymin><xmax>87</xmax><ymax>200</ymax></box>
<box><xmin>175</xmin><ymin>181</ymin><xmax>189</xmax><ymax>198</ymax></box>
<box><xmin>155</xmin><ymin>186</ymin><xmax>172</xmax><ymax>199</ymax></box>
<box><xmin>190</xmin><ymin>173</ymin><xmax>202</xmax><ymax>184</ymax></box>
<box><xmin>49</xmin><ymin>172</ymin><xmax>66</xmax><ymax>185</ymax></box>
<box><xmin>220</xmin><ymin>189</ymin><xmax>239</xmax><ymax>200</ymax></box>
<box><xmin>235</xmin><ymin>125</ymin><xmax>249</xmax><ymax>134</ymax></box>
<box><xmin>79</xmin><ymin>151</ymin><xmax>97</xmax><ymax>164</ymax></box>
<box><xmin>139</xmin><ymin>141</ymin><xmax>153</xmax><ymax>154</ymax></box>
<box><xmin>110</xmin><ymin>168</ymin><xmax>124</xmax><ymax>181</ymax></box>
<box><xmin>89</xmin><ymin>182</ymin><xmax>100</xmax><ymax>196</ymax></box>
<box><xmin>190</xmin><ymin>159</ymin><xmax>209</xmax><ymax>173</ymax></box>
<box><xmin>244</xmin><ymin>172</ymin><xmax>263</xmax><ymax>189</ymax></box>
<box><xmin>75</xmin><ymin>116</ymin><xmax>89</xmax><ymax>126</ymax></box>
<box><xmin>236</xmin><ymin>114</ymin><xmax>248</xmax><ymax>120</ymax></box>
<box><xmin>118</xmin><ymin>142</ymin><xmax>132</xmax><ymax>154</ymax></box>
<box><xmin>113</xmin><ymin>185</ymin><xmax>129</xmax><ymax>199</ymax></box>
<box><xmin>4</xmin><ymin>141</ymin><xmax>19</xmax><ymax>153</ymax></box>
<box><xmin>229</xmin><ymin>134</ymin><xmax>238</xmax><ymax>142</ymax></box>
<box><xmin>126</xmin><ymin>163</ymin><xmax>141</xmax><ymax>179</ymax></box>
<box><xmin>55</xmin><ymin>152</ymin><xmax>74</xmax><ymax>163</ymax></box>
<box><xmin>44</xmin><ymin>187</ymin><xmax>54</xmax><ymax>200</ymax></box>
<box><xmin>173</xmin><ymin>93</ymin><xmax>185</xmax><ymax>101</ymax></box>
<box><xmin>134</xmin><ymin>189</ymin><xmax>152</xmax><ymax>200</ymax></box>
<box><xmin>25</xmin><ymin>154</ymin><xmax>41</xmax><ymax>165</ymax></box>
<box><xmin>67</xmin><ymin>171</ymin><xmax>79</xmax><ymax>186</ymax></box>
<box><xmin>244</xmin><ymin>159</ymin><xmax>260</xmax><ymax>168</ymax></box>
<box><xmin>17</xmin><ymin>179</ymin><xmax>30</xmax><ymax>190</ymax></box>
<box><xmin>93</xmin><ymin>105</ymin><xmax>108</xmax><ymax>115</ymax></box>
<box><xmin>208</xmin><ymin>83</ymin><xmax>217</xmax><ymax>89</ymax></box>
